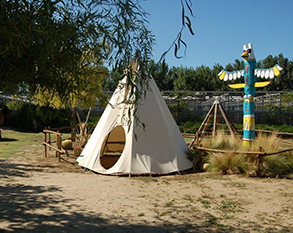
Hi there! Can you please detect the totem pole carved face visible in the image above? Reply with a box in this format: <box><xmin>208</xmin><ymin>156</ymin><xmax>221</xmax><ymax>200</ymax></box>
<box><xmin>241</xmin><ymin>43</ymin><xmax>255</xmax><ymax>61</ymax></box>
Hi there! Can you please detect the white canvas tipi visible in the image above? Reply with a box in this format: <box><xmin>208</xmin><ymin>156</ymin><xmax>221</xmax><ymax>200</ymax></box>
<box><xmin>77</xmin><ymin>66</ymin><xmax>193</xmax><ymax>175</ymax></box>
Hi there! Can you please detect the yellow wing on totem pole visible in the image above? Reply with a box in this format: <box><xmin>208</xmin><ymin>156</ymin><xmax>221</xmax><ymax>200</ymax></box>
<box><xmin>218</xmin><ymin>65</ymin><xmax>283</xmax><ymax>89</ymax></box>
<box><xmin>228</xmin><ymin>81</ymin><xmax>272</xmax><ymax>89</ymax></box>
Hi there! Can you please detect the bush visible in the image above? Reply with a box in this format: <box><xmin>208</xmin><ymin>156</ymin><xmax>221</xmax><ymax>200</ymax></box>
<box><xmin>181</xmin><ymin>120</ymin><xmax>201</xmax><ymax>134</ymax></box>
<box><xmin>5</xmin><ymin>102</ymin><xmax>72</xmax><ymax>132</ymax></box>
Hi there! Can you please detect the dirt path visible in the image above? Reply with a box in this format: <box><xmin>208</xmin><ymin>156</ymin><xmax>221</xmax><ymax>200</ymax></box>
<box><xmin>1</xmin><ymin>152</ymin><xmax>293</xmax><ymax>233</ymax></box>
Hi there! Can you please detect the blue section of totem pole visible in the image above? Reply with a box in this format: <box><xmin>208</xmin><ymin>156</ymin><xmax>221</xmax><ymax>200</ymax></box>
<box><xmin>243</xmin><ymin>60</ymin><xmax>256</xmax><ymax>96</ymax></box>
<box><xmin>243</xmin><ymin>130</ymin><xmax>255</xmax><ymax>140</ymax></box>
<box><xmin>243</xmin><ymin>60</ymin><xmax>256</xmax><ymax>141</ymax></box>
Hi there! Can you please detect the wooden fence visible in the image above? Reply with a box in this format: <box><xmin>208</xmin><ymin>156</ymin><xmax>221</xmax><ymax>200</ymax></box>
<box><xmin>43</xmin><ymin>128</ymin><xmax>63</xmax><ymax>161</ymax></box>
<box><xmin>189</xmin><ymin>139</ymin><xmax>293</xmax><ymax>176</ymax></box>
<box><xmin>42</xmin><ymin>125</ymin><xmax>84</xmax><ymax>162</ymax></box>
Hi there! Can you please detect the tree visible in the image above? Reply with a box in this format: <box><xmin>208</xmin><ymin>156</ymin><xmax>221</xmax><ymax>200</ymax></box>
<box><xmin>34</xmin><ymin>51</ymin><xmax>109</xmax><ymax>109</ymax></box>
<box><xmin>0</xmin><ymin>0</ymin><xmax>195</xmax><ymax>109</ymax></box>
<box><xmin>150</xmin><ymin>60</ymin><xmax>175</xmax><ymax>91</ymax></box>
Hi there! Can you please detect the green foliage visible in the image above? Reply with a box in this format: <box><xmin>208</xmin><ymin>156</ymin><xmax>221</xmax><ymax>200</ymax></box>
<box><xmin>150</xmin><ymin>60</ymin><xmax>175</xmax><ymax>91</ymax></box>
<box><xmin>0</xmin><ymin>0</ymin><xmax>197</xmax><ymax>117</ymax></box>
<box><xmin>5</xmin><ymin>101</ymin><xmax>72</xmax><ymax>131</ymax></box>
<box><xmin>181</xmin><ymin>120</ymin><xmax>201</xmax><ymax>133</ymax></box>
<box><xmin>173</xmin><ymin>65</ymin><xmax>221</xmax><ymax>91</ymax></box>
<box><xmin>0</xmin><ymin>0</ymin><xmax>155</xmax><ymax>102</ymax></box>
<box><xmin>146</xmin><ymin>53</ymin><xmax>293</xmax><ymax>92</ymax></box>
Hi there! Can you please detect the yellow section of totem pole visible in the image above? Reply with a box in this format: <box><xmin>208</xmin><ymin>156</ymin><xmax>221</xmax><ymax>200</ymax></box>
<box><xmin>243</xmin><ymin>140</ymin><xmax>253</xmax><ymax>147</ymax></box>
<box><xmin>228</xmin><ymin>83</ymin><xmax>245</xmax><ymax>89</ymax></box>
<box><xmin>243</xmin><ymin>116</ymin><xmax>255</xmax><ymax>130</ymax></box>
<box><xmin>273</xmin><ymin>66</ymin><xmax>281</xmax><ymax>76</ymax></box>
<box><xmin>254</xmin><ymin>81</ymin><xmax>272</xmax><ymax>88</ymax></box>
<box><xmin>229</xmin><ymin>81</ymin><xmax>272</xmax><ymax>89</ymax></box>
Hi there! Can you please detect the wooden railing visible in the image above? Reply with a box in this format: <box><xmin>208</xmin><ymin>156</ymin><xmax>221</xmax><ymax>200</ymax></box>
<box><xmin>43</xmin><ymin>128</ymin><xmax>63</xmax><ymax>162</ymax></box>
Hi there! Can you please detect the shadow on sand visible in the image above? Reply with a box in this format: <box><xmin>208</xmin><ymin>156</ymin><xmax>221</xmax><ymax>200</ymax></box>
<box><xmin>1</xmin><ymin>160</ymin><xmax>292</xmax><ymax>233</ymax></box>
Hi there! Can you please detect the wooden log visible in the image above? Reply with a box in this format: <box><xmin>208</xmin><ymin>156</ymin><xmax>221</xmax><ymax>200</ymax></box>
<box><xmin>218</xmin><ymin>103</ymin><xmax>238</xmax><ymax>136</ymax></box>
<box><xmin>43</xmin><ymin>142</ymin><xmax>63</xmax><ymax>154</ymax></box>
<box><xmin>182</xmin><ymin>133</ymin><xmax>198</xmax><ymax>137</ymax></box>
<box><xmin>48</xmin><ymin>126</ymin><xmax>51</xmax><ymax>151</ymax></box>
<box><xmin>257</xmin><ymin>147</ymin><xmax>262</xmax><ymax>177</ymax></box>
<box><xmin>44</xmin><ymin>128</ymin><xmax>47</xmax><ymax>158</ymax></box>
<box><xmin>256</xmin><ymin>129</ymin><xmax>293</xmax><ymax>136</ymax></box>
<box><xmin>261</xmin><ymin>147</ymin><xmax>293</xmax><ymax>157</ymax></box>
<box><xmin>194</xmin><ymin>145</ymin><xmax>293</xmax><ymax>161</ymax></box>
<box><xmin>43</xmin><ymin>129</ymin><xmax>62</xmax><ymax>136</ymax></box>
<box><xmin>194</xmin><ymin>146</ymin><xmax>266</xmax><ymax>155</ymax></box>
<box><xmin>212</xmin><ymin>103</ymin><xmax>218</xmax><ymax>136</ymax></box>
<box><xmin>277</xmin><ymin>138</ymin><xmax>293</xmax><ymax>146</ymax></box>
<box><xmin>49</xmin><ymin>125</ymin><xmax>76</xmax><ymax>131</ymax></box>
<box><xmin>57</xmin><ymin>130</ymin><xmax>61</xmax><ymax>162</ymax></box>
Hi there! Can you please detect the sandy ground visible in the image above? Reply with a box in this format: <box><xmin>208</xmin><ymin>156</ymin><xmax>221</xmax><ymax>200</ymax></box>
<box><xmin>1</xmin><ymin>144</ymin><xmax>293</xmax><ymax>232</ymax></box>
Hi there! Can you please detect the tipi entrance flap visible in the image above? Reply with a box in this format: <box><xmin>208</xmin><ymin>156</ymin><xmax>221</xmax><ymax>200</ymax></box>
<box><xmin>100</xmin><ymin>125</ymin><xmax>126</xmax><ymax>170</ymax></box>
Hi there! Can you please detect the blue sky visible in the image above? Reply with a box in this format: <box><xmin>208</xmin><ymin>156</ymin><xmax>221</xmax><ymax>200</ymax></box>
<box><xmin>141</xmin><ymin>0</ymin><xmax>293</xmax><ymax>68</ymax></box>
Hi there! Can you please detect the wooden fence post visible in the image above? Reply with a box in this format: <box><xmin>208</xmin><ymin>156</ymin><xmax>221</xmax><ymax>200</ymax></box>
<box><xmin>48</xmin><ymin>126</ymin><xmax>51</xmax><ymax>151</ymax></box>
<box><xmin>44</xmin><ymin>127</ymin><xmax>47</xmax><ymax>158</ymax></box>
<box><xmin>57</xmin><ymin>130</ymin><xmax>61</xmax><ymax>162</ymax></box>
<box><xmin>257</xmin><ymin>147</ymin><xmax>262</xmax><ymax>177</ymax></box>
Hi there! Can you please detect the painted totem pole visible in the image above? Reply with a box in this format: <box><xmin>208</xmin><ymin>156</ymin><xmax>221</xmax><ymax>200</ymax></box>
<box><xmin>218</xmin><ymin>43</ymin><xmax>283</xmax><ymax>146</ymax></box>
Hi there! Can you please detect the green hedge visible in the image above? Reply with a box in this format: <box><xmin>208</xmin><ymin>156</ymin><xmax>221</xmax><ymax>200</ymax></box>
<box><xmin>4</xmin><ymin>102</ymin><xmax>72</xmax><ymax>132</ymax></box>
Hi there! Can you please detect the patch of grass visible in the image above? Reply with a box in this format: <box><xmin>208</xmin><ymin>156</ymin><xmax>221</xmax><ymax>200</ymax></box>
<box><xmin>198</xmin><ymin>198</ymin><xmax>211</xmax><ymax>209</ymax></box>
<box><xmin>138</xmin><ymin>177</ymin><xmax>158</xmax><ymax>183</ymax></box>
<box><xmin>159</xmin><ymin>211</ymin><xmax>172</xmax><ymax>217</ymax></box>
<box><xmin>165</xmin><ymin>200</ymin><xmax>175</xmax><ymax>207</ymax></box>
<box><xmin>205</xmin><ymin>213</ymin><xmax>235</xmax><ymax>231</ymax></box>
<box><xmin>217</xmin><ymin>200</ymin><xmax>243</xmax><ymax>213</ymax></box>
<box><xmin>223</xmin><ymin>182</ymin><xmax>247</xmax><ymax>189</ymax></box>
<box><xmin>202</xmin><ymin>173</ymin><xmax>229</xmax><ymax>180</ymax></box>
<box><xmin>0</xmin><ymin>130</ymin><xmax>44</xmax><ymax>158</ymax></box>
<box><xmin>162</xmin><ymin>180</ymin><xmax>170</xmax><ymax>185</ymax></box>
<box><xmin>183</xmin><ymin>194</ymin><xmax>193</xmax><ymax>202</ymax></box>
<box><xmin>205</xmin><ymin>214</ymin><xmax>218</xmax><ymax>225</ymax></box>
<box><xmin>138</xmin><ymin>212</ymin><xmax>145</xmax><ymax>217</ymax></box>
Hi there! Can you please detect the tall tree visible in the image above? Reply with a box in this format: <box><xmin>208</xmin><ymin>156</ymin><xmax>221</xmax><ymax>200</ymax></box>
<box><xmin>150</xmin><ymin>60</ymin><xmax>175</xmax><ymax>91</ymax></box>
<box><xmin>0</xmin><ymin>0</ymin><xmax>194</xmax><ymax>109</ymax></box>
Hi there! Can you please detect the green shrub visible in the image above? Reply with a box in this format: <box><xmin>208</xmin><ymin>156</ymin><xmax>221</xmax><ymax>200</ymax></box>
<box><xmin>5</xmin><ymin>101</ymin><xmax>72</xmax><ymax>132</ymax></box>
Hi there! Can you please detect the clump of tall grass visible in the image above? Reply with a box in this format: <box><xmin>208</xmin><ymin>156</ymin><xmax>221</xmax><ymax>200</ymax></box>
<box><xmin>196</xmin><ymin>131</ymin><xmax>293</xmax><ymax>177</ymax></box>
<box><xmin>206</xmin><ymin>152</ymin><xmax>249</xmax><ymax>175</ymax></box>
<box><xmin>250</xmin><ymin>132</ymin><xmax>280</xmax><ymax>152</ymax></box>
<box><xmin>201</xmin><ymin>131</ymin><xmax>241</xmax><ymax>150</ymax></box>
<box><xmin>261</xmin><ymin>153</ymin><xmax>292</xmax><ymax>177</ymax></box>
